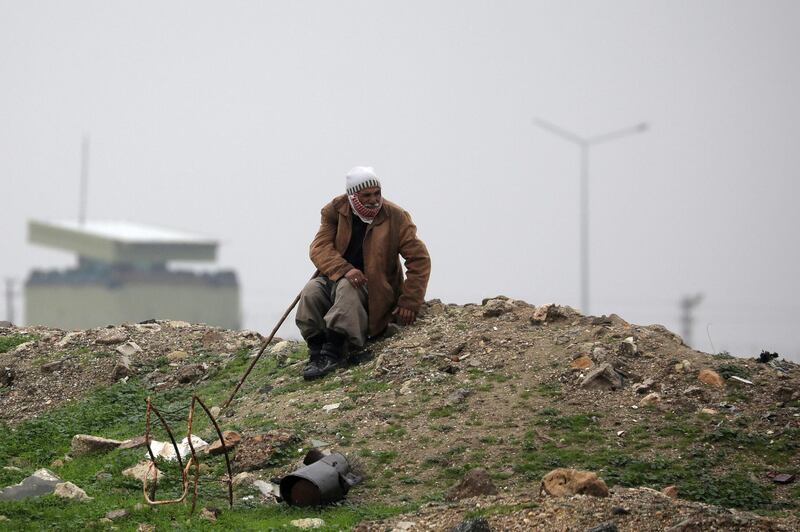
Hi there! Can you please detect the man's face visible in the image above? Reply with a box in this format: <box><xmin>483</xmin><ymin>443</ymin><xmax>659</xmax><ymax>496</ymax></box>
<box><xmin>357</xmin><ymin>186</ymin><xmax>382</xmax><ymax>209</ymax></box>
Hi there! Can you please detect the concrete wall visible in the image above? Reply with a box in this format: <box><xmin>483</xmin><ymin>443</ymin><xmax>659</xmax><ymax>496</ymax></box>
<box><xmin>25</xmin><ymin>282</ymin><xmax>240</xmax><ymax>330</ymax></box>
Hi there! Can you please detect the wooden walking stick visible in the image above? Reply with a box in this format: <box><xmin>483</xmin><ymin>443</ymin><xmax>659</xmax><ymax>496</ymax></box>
<box><xmin>221</xmin><ymin>271</ymin><xmax>318</xmax><ymax>410</ymax></box>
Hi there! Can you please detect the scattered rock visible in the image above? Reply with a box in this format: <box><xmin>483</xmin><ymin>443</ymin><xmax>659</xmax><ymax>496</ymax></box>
<box><xmin>445</xmin><ymin>388</ymin><xmax>473</xmax><ymax>406</ymax></box>
<box><xmin>166</xmin><ymin>320</ymin><xmax>191</xmax><ymax>328</ymax></box>
<box><xmin>322</xmin><ymin>402</ymin><xmax>341</xmax><ymax>412</ymax></box>
<box><xmin>683</xmin><ymin>385</ymin><xmax>705</xmax><ymax>398</ymax></box>
<box><xmin>571</xmin><ymin>355</ymin><xmax>594</xmax><ymax>370</ymax></box>
<box><xmin>632</xmin><ymin>378</ymin><xmax>655</xmax><ymax>394</ymax></box>
<box><xmin>269</xmin><ymin>340</ymin><xmax>291</xmax><ymax>354</ymax></box>
<box><xmin>640</xmin><ymin>392</ymin><xmax>662</xmax><ymax>406</ymax></box>
<box><xmin>112</xmin><ymin>355</ymin><xmax>134</xmax><ymax>381</ymax></box>
<box><xmin>450</xmin><ymin>517</ymin><xmax>491</xmax><ymax>532</ymax></box>
<box><xmin>445</xmin><ymin>468</ymin><xmax>498</xmax><ymax>501</ymax></box>
<box><xmin>662</xmin><ymin>485</ymin><xmax>679</xmax><ymax>499</ymax></box>
<box><xmin>482</xmin><ymin>298</ymin><xmax>515</xmax><ymax>317</ymax></box>
<box><xmin>105</xmin><ymin>508</ymin><xmax>129</xmax><ymax>520</ymax></box>
<box><xmin>136</xmin><ymin>524</ymin><xmax>155</xmax><ymax>532</ymax></box>
<box><xmin>618</xmin><ymin>337</ymin><xmax>638</xmax><ymax>357</ymax></box>
<box><xmin>115</xmin><ymin>342</ymin><xmax>142</xmax><ymax>358</ymax></box>
<box><xmin>96</xmin><ymin>328</ymin><xmax>127</xmax><ymax>345</ymax></box>
<box><xmin>70</xmin><ymin>434</ymin><xmax>122</xmax><ymax>457</ymax></box>
<box><xmin>122</xmin><ymin>461</ymin><xmax>164</xmax><ymax>482</ymax></box>
<box><xmin>232</xmin><ymin>472</ymin><xmax>256</xmax><ymax>487</ymax></box>
<box><xmin>530</xmin><ymin>304</ymin><xmax>565</xmax><ymax>324</ymax></box>
<box><xmin>50</xmin><ymin>459</ymin><xmax>64</xmax><ymax>468</ymax></box>
<box><xmin>290</xmin><ymin>517</ymin><xmax>325</xmax><ymax>529</ymax></box>
<box><xmin>53</xmin><ymin>481</ymin><xmax>92</xmax><ymax>501</ymax></box>
<box><xmin>166</xmin><ymin>350</ymin><xmax>189</xmax><ymax>362</ymax></box>
<box><xmin>580</xmin><ymin>363</ymin><xmax>624</xmax><ymax>390</ymax></box>
<box><xmin>210</xmin><ymin>406</ymin><xmax>221</xmax><ymax>418</ymax></box>
<box><xmin>206</xmin><ymin>431</ymin><xmax>242</xmax><ymax>455</ymax></box>
<box><xmin>699</xmin><ymin>408</ymin><xmax>718</xmax><ymax>415</ymax></box>
<box><xmin>399</xmin><ymin>380</ymin><xmax>414</xmax><ymax>395</ymax></box>
<box><xmin>674</xmin><ymin>360</ymin><xmax>692</xmax><ymax>373</ymax></box>
<box><xmin>119</xmin><ymin>435</ymin><xmax>149</xmax><ymax>450</ymax></box>
<box><xmin>0</xmin><ymin>469</ymin><xmax>62</xmax><ymax>500</ymax></box>
<box><xmin>541</xmin><ymin>468</ymin><xmax>609</xmax><ymax>498</ymax></box>
<box><xmin>0</xmin><ymin>366</ymin><xmax>14</xmax><ymax>387</ymax></box>
<box><xmin>392</xmin><ymin>521</ymin><xmax>416</xmax><ymax>531</ymax></box>
<box><xmin>56</xmin><ymin>331</ymin><xmax>82</xmax><ymax>347</ymax></box>
<box><xmin>41</xmin><ymin>359</ymin><xmax>68</xmax><ymax>373</ymax></box>
<box><xmin>176</xmin><ymin>363</ymin><xmax>207</xmax><ymax>383</ymax></box>
<box><xmin>698</xmin><ymin>369</ymin><xmax>725</xmax><ymax>387</ymax></box>
<box><xmin>199</xmin><ymin>507</ymin><xmax>217</xmax><ymax>521</ymax></box>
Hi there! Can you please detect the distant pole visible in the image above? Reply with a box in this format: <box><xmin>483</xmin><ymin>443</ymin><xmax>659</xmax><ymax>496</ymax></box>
<box><xmin>4</xmin><ymin>278</ymin><xmax>14</xmax><ymax>324</ymax></box>
<box><xmin>79</xmin><ymin>134</ymin><xmax>90</xmax><ymax>226</ymax></box>
<box><xmin>680</xmin><ymin>293</ymin><xmax>703</xmax><ymax>347</ymax></box>
<box><xmin>533</xmin><ymin>118</ymin><xmax>648</xmax><ymax>315</ymax></box>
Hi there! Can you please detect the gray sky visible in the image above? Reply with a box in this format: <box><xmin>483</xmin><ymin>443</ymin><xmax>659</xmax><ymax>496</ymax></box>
<box><xmin>1</xmin><ymin>0</ymin><xmax>798</xmax><ymax>361</ymax></box>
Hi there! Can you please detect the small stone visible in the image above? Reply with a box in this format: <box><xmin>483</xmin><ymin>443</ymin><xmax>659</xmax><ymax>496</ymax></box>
<box><xmin>206</xmin><ymin>431</ymin><xmax>242</xmax><ymax>455</ymax></box>
<box><xmin>399</xmin><ymin>380</ymin><xmax>414</xmax><ymax>395</ymax></box>
<box><xmin>541</xmin><ymin>468</ymin><xmax>609</xmax><ymax>497</ymax></box>
<box><xmin>70</xmin><ymin>435</ymin><xmax>122</xmax><ymax>457</ymax></box>
<box><xmin>96</xmin><ymin>328</ymin><xmax>127</xmax><ymax>345</ymax></box>
<box><xmin>56</xmin><ymin>331</ymin><xmax>83</xmax><ymax>347</ymax></box>
<box><xmin>53</xmin><ymin>482</ymin><xmax>92</xmax><ymax>501</ymax></box>
<box><xmin>269</xmin><ymin>340</ymin><xmax>290</xmax><ymax>354</ymax></box>
<box><xmin>0</xmin><ymin>366</ymin><xmax>14</xmax><ymax>387</ymax></box>
<box><xmin>166</xmin><ymin>350</ymin><xmax>189</xmax><ymax>362</ymax></box>
<box><xmin>530</xmin><ymin>303</ymin><xmax>565</xmax><ymax>324</ymax></box>
<box><xmin>662</xmin><ymin>485</ymin><xmax>679</xmax><ymax>499</ymax></box>
<box><xmin>176</xmin><ymin>363</ymin><xmax>207</xmax><ymax>383</ymax></box>
<box><xmin>119</xmin><ymin>436</ymin><xmax>149</xmax><ymax>450</ymax></box>
<box><xmin>199</xmin><ymin>507</ymin><xmax>217</xmax><ymax>521</ymax></box>
<box><xmin>231</xmin><ymin>472</ymin><xmax>255</xmax><ymax>487</ymax></box>
<box><xmin>450</xmin><ymin>517</ymin><xmax>491</xmax><ymax>532</ymax></box>
<box><xmin>393</xmin><ymin>521</ymin><xmax>417</xmax><ymax>531</ymax></box>
<box><xmin>95</xmin><ymin>472</ymin><xmax>112</xmax><ymax>481</ymax></box>
<box><xmin>445</xmin><ymin>468</ymin><xmax>498</xmax><ymax>501</ymax></box>
<box><xmin>640</xmin><ymin>392</ymin><xmax>661</xmax><ymax>406</ymax></box>
<box><xmin>210</xmin><ymin>406</ymin><xmax>221</xmax><ymax>418</ymax></box>
<box><xmin>41</xmin><ymin>359</ymin><xmax>67</xmax><ymax>373</ymax></box>
<box><xmin>253</xmin><ymin>480</ymin><xmax>280</xmax><ymax>498</ymax></box>
<box><xmin>482</xmin><ymin>298</ymin><xmax>515</xmax><ymax>317</ymax></box>
<box><xmin>166</xmin><ymin>320</ymin><xmax>191</xmax><ymax>328</ymax></box>
<box><xmin>571</xmin><ymin>355</ymin><xmax>594</xmax><ymax>370</ymax></box>
<box><xmin>632</xmin><ymin>378</ymin><xmax>654</xmax><ymax>394</ymax></box>
<box><xmin>580</xmin><ymin>363</ymin><xmax>624</xmax><ymax>390</ymax></box>
<box><xmin>99</xmin><ymin>518</ymin><xmax>113</xmax><ymax>525</ymax></box>
<box><xmin>322</xmin><ymin>402</ymin><xmax>341</xmax><ymax>412</ymax></box>
<box><xmin>136</xmin><ymin>524</ymin><xmax>156</xmax><ymax>532</ymax></box>
<box><xmin>123</xmin><ymin>461</ymin><xmax>164</xmax><ymax>482</ymax></box>
<box><xmin>611</xmin><ymin>506</ymin><xmax>630</xmax><ymax>515</ymax></box>
<box><xmin>618</xmin><ymin>337</ymin><xmax>638</xmax><ymax>357</ymax></box>
<box><xmin>201</xmin><ymin>330</ymin><xmax>224</xmax><ymax>348</ymax></box>
<box><xmin>50</xmin><ymin>459</ymin><xmax>64</xmax><ymax>468</ymax></box>
<box><xmin>683</xmin><ymin>385</ymin><xmax>704</xmax><ymax>398</ymax></box>
<box><xmin>115</xmin><ymin>342</ymin><xmax>142</xmax><ymax>358</ymax></box>
<box><xmin>106</xmin><ymin>508</ymin><xmax>129</xmax><ymax>520</ymax></box>
<box><xmin>698</xmin><ymin>369</ymin><xmax>725</xmax><ymax>387</ymax></box>
<box><xmin>112</xmin><ymin>355</ymin><xmax>134</xmax><ymax>381</ymax></box>
<box><xmin>289</xmin><ymin>518</ymin><xmax>325</xmax><ymax>529</ymax></box>
<box><xmin>700</xmin><ymin>408</ymin><xmax>718</xmax><ymax>415</ymax></box>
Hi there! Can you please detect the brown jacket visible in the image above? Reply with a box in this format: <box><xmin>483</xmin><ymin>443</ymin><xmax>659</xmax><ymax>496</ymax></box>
<box><xmin>309</xmin><ymin>195</ymin><xmax>431</xmax><ymax>337</ymax></box>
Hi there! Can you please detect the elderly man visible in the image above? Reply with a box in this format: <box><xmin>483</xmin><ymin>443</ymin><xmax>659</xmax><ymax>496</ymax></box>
<box><xmin>296</xmin><ymin>166</ymin><xmax>431</xmax><ymax>380</ymax></box>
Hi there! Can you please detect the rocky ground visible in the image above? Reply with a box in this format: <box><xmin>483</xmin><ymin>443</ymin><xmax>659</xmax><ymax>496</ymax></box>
<box><xmin>1</xmin><ymin>297</ymin><xmax>798</xmax><ymax>530</ymax></box>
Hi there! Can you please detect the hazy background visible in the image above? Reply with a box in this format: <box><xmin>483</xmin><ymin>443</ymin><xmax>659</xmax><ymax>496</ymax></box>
<box><xmin>1</xmin><ymin>0</ymin><xmax>798</xmax><ymax>360</ymax></box>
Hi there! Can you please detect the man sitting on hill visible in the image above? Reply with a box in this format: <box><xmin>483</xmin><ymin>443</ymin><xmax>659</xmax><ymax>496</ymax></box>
<box><xmin>295</xmin><ymin>166</ymin><xmax>431</xmax><ymax>380</ymax></box>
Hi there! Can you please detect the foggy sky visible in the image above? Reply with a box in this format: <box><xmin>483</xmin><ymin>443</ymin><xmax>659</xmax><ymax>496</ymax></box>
<box><xmin>1</xmin><ymin>0</ymin><xmax>799</xmax><ymax>361</ymax></box>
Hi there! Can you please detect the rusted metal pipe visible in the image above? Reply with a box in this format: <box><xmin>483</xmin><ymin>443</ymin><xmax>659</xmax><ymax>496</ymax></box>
<box><xmin>221</xmin><ymin>271</ymin><xmax>318</xmax><ymax>410</ymax></box>
<box><xmin>193</xmin><ymin>395</ymin><xmax>234</xmax><ymax>508</ymax></box>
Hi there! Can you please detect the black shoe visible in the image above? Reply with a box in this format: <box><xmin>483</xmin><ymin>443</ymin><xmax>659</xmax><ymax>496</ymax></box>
<box><xmin>305</xmin><ymin>334</ymin><xmax>325</xmax><ymax>359</ymax></box>
<box><xmin>302</xmin><ymin>353</ymin><xmax>343</xmax><ymax>380</ymax></box>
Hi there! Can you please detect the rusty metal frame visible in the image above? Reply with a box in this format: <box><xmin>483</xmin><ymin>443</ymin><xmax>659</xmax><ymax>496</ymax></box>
<box><xmin>141</xmin><ymin>395</ymin><xmax>234</xmax><ymax>513</ymax></box>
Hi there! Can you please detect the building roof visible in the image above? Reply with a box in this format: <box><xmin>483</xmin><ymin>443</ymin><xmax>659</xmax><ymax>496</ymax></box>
<box><xmin>29</xmin><ymin>219</ymin><xmax>218</xmax><ymax>263</ymax></box>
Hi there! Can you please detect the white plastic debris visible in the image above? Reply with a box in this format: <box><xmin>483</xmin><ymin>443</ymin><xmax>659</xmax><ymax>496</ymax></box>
<box><xmin>729</xmin><ymin>375</ymin><xmax>754</xmax><ymax>385</ymax></box>
<box><xmin>145</xmin><ymin>436</ymin><xmax>208</xmax><ymax>461</ymax></box>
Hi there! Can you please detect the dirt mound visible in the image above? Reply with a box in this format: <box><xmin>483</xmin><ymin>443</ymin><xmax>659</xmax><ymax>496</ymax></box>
<box><xmin>1</xmin><ymin>298</ymin><xmax>798</xmax><ymax>529</ymax></box>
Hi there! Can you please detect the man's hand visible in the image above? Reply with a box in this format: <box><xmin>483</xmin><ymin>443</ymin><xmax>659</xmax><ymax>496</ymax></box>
<box><xmin>345</xmin><ymin>268</ymin><xmax>368</xmax><ymax>288</ymax></box>
<box><xmin>392</xmin><ymin>306</ymin><xmax>417</xmax><ymax>326</ymax></box>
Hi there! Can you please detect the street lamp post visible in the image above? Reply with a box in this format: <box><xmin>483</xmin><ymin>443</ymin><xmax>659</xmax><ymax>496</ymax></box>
<box><xmin>533</xmin><ymin>118</ymin><xmax>648</xmax><ymax>315</ymax></box>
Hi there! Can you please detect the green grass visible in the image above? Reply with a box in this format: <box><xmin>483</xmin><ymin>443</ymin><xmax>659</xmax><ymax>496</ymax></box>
<box><xmin>0</xmin><ymin>349</ymin><xmax>409</xmax><ymax>530</ymax></box>
<box><xmin>0</xmin><ymin>334</ymin><xmax>36</xmax><ymax>354</ymax></box>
